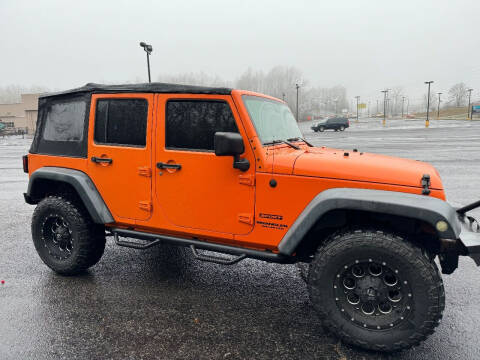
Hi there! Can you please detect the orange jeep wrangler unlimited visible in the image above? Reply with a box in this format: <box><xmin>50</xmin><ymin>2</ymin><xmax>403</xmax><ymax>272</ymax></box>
<box><xmin>23</xmin><ymin>83</ymin><xmax>480</xmax><ymax>352</ymax></box>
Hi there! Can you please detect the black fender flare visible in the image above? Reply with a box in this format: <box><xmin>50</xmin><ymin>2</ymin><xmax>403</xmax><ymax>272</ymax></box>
<box><xmin>278</xmin><ymin>188</ymin><xmax>461</xmax><ymax>256</ymax></box>
<box><xmin>25</xmin><ymin>167</ymin><xmax>114</xmax><ymax>224</ymax></box>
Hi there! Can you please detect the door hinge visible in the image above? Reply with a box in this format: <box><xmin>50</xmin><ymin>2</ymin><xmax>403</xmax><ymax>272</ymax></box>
<box><xmin>238</xmin><ymin>174</ymin><xmax>255</xmax><ymax>186</ymax></box>
<box><xmin>138</xmin><ymin>167</ymin><xmax>152</xmax><ymax>177</ymax></box>
<box><xmin>238</xmin><ymin>213</ymin><xmax>254</xmax><ymax>225</ymax></box>
<box><xmin>139</xmin><ymin>201</ymin><xmax>152</xmax><ymax>212</ymax></box>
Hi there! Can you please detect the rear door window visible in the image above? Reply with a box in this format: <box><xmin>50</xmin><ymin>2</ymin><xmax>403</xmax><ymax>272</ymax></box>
<box><xmin>94</xmin><ymin>99</ymin><xmax>148</xmax><ymax>147</ymax></box>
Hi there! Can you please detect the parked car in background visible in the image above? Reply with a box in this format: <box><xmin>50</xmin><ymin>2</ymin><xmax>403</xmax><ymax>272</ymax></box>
<box><xmin>311</xmin><ymin>117</ymin><xmax>349</xmax><ymax>132</ymax></box>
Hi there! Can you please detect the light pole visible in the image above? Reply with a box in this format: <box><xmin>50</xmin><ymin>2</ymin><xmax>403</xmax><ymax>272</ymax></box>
<box><xmin>401</xmin><ymin>96</ymin><xmax>406</xmax><ymax>118</ymax></box>
<box><xmin>381</xmin><ymin>89</ymin><xmax>389</xmax><ymax>126</ymax></box>
<box><xmin>467</xmin><ymin>88</ymin><xmax>473</xmax><ymax>120</ymax></box>
<box><xmin>139</xmin><ymin>42</ymin><xmax>153</xmax><ymax>83</ymax></box>
<box><xmin>437</xmin><ymin>92</ymin><xmax>442</xmax><ymax>119</ymax></box>
<box><xmin>355</xmin><ymin>96</ymin><xmax>360</xmax><ymax>122</ymax></box>
<box><xmin>425</xmin><ymin>81</ymin><xmax>434</xmax><ymax>127</ymax></box>
<box><xmin>295</xmin><ymin>83</ymin><xmax>300</xmax><ymax>122</ymax></box>
<box><xmin>376</xmin><ymin>99</ymin><xmax>379</xmax><ymax>114</ymax></box>
<box><xmin>334</xmin><ymin>99</ymin><xmax>338</xmax><ymax>115</ymax></box>
<box><xmin>282</xmin><ymin>93</ymin><xmax>286</xmax><ymax>102</ymax></box>
<box><xmin>368</xmin><ymin>100</ymin><xmax>371</xmax><ymax>117</ymax></box>
<box><xmin>406</xmin><ymin>97</ymin><xmax>409</xmax><ymax>116</ymax></box>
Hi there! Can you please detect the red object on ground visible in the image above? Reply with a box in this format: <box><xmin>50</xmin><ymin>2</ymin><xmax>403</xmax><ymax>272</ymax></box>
<box><xmin>1</xmin><ymin>280</ymin><xmax>4</xmax><ymax>284</ymax></box>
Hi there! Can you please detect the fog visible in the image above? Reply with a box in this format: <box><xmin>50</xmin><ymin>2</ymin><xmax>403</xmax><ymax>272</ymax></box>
<box><xmin>1</xmin><ymin>0</ymin><xmax>479</xmax><ymax>101</ymax></box>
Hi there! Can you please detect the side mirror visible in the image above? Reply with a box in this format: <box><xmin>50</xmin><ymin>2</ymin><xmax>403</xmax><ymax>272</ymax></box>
<box><xmin>214</xmin><ymin>132</ymin><xmax>250</xmax><ymax>172</ymax></box>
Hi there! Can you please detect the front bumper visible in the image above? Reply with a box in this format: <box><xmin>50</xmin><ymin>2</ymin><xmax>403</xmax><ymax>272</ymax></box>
<box><xmin>458</xmin><ymin>215</ymin><xmax>480</xmax><ymax>266</ymax></box>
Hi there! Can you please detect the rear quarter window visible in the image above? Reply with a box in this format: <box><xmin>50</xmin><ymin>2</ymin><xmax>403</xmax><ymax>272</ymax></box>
<box><xmin>43</xmin><ymin>101</ymin><xmax>86</xmax><ymax>141</ymax></box>
<box><xmin>30</xmin><ymin>94</ymin><xmax>90</xmax><ymax>158</ymax></box>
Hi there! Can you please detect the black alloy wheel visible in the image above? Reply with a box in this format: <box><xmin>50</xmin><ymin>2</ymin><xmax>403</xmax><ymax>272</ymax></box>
<box><xmin>308</xmin><ymin>229</ymin><xmax>444</xmax><ymax>352</ymax></box>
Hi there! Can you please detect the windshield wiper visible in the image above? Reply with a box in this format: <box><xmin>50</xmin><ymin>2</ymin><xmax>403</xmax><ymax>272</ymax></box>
<box><xmin>286</xmin><ymin>137</ymin><xmax>313</xmax><ymax>147</ymax></box>
<box><xmin>263</xmin><ymin>139</ymin><xmax>300</xmax><ymax>150</ymax></box>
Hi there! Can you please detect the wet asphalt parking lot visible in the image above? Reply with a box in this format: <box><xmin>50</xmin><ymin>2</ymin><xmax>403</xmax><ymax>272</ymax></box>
<box><xmin>1</xmin><ymin>118</ymin><xmax>480</xmax><ymax>360</ymax></box>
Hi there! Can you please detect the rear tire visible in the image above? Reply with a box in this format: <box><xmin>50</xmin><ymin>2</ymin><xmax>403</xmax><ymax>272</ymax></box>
<box><xmin>308</xmin><ymin>229</ymin><xmax>444</xmax><ymax>352</ymax></box>
<box><xmin>319</xmin><ymin>126</ymin><xmax>325</xmax><ymax>132</ymax></box>
<box><xmin>32</xmin><ymin>196</ymin><xmax>106</xmax><ymax>275</ymax></box>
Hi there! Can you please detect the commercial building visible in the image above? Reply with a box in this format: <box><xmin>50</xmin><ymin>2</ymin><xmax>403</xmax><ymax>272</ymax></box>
<box><xmin>0</xmin><ymin>93</ymin><xmax>41</xmax><ymax>134</ymax></box>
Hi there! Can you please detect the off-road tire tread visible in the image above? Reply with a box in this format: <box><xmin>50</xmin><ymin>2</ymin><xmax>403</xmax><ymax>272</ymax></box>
<box><xmin>32</xmin><ymin>196</ymin><xmax>106</xmax><ymax>275</ymax></box>
<box><xmin>308</xmin><ymin>228</ymin><xmax>445</xmax><ymax>352</ymax></box>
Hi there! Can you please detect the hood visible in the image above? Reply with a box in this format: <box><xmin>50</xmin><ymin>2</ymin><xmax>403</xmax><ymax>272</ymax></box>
<box><xmin>291</xmin><ymin>146</ymin><xmax>443</xmax><ymax>190</ymax></box>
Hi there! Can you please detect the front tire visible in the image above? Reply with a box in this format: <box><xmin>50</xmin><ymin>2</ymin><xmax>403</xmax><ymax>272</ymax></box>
<box><xmin>319</xmin><ymin>126</ymin><xmax>325</xmax><ymax>132</ymax></box>
<box><xmin>32</xmin><ymin>196</ymin><xmax>106</xmax><ymax>275</ymax></box>
<box><xmin>340</xmin><ymin>125</ymin><xmax>345</xmax><ymax>131</ymax></box>
<box><xmin>308</xmin><ymin>229</ymin><xmax>444</xmax><ymax>352</ymax></box>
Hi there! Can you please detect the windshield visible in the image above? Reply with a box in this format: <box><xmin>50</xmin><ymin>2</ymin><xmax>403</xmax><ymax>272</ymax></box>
<box><xmin>242</xmin><ymin>95</ymin><xmax>302</xmax><ymax>144</ymax></box>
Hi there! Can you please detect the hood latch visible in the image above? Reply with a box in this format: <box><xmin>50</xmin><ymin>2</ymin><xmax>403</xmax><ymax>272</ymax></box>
<box><xmin>421</xmin><ymin>174</ymin><xmax>431</xmax><ymax>195</ymax></box>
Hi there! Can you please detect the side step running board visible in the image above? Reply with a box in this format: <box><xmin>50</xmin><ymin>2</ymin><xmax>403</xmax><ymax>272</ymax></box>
<box><xmin>111</xmin><ymin>228</ymin><xmax>292</xmax><ymax>264</ymax></box>
<box><xmin>190</xmin><ymin>245</ymin><xmax>246</xmax><ymax>265</ymax></box>
<box><xmin>114</xmin><ymin>232</ymin><xmax>161</xmax><ymax>250</ymax></box>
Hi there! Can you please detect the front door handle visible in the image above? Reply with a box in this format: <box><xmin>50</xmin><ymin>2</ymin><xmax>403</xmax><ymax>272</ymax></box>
<box><xmin>91</xmin><ymin>156</ymin><xmax>113</xmax><ymax>164</ymax></box>
<box><xmin>157</xmin><ymin>162</ymin><xmax>181</xmax><ymax>170</ymax></box>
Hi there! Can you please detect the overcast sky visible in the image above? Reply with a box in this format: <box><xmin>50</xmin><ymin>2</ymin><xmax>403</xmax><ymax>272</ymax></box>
<box><xmin>1</xmin><ymin>0</ymin><xmax>479</xmax><ymax>102</ymax></box>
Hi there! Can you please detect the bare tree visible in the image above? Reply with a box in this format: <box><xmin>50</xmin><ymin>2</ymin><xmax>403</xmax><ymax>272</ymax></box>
<box><xmin>448</xmin><ymin>82</ymin><xmax>468</xmax><ymax>107</ymax></box>
<box><xmin>157</xmin><ymin>72</ymin><xmax>230</xmax><ymax>87</ymax></box>
<box><xmin>391</xmin><ymin>86</ymin><xmax>404</xmax><ymax>116</ymax></box>
<box><xmin>235</xmin><ymin>66</ymin><xmax>304</xmax><ymax>116</ymax></box>
<box><xmin>158</xmin><ymin>65</ymin><xmax>349</xmax><ymax>121</ymax></box>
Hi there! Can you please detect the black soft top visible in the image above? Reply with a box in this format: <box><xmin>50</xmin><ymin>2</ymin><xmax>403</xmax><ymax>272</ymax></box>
<box><xmin>40</xmin><ymin>82</ymin><xmax>233</xmax><ymax>99</ymax></box>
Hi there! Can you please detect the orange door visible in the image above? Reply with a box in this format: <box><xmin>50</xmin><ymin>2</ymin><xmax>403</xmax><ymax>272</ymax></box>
<box><xmin>154</xmin><ymin>94</ymin><xmax>255</xmax><ymax>235</ymax></box>
<box><xmin>88</xmin><ymin>93</ymin><xmax>153</xmax><ymax>222</ymax></box>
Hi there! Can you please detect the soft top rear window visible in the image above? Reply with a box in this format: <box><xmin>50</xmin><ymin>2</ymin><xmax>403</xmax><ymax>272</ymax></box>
<box><xmin>43</xmin><ymin>100</ymin><xmax>86</xmax><ymax>141</ymax></box>
<box><xmin>30</xmin><ymin>93</ymin><xmax>90</xmax><ymax>158</ymax></box>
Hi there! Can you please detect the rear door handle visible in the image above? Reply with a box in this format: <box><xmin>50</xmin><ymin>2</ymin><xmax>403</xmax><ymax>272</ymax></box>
<box><xmin>157</xmin><ymin>162</ymin><xmax>181</xmax><ymax>170</ymax></box>
<box><xmin>91</xmin><ymin>156</ymin><xmax>113</xmax><ymax>164</ymax></box>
